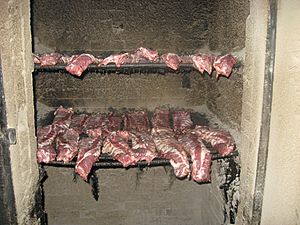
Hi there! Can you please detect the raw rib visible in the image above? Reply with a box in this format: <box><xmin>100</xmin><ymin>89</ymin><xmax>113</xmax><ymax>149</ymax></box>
<box><xmin>102</xmin><ymin>131</ymin><xmax>137</xmax><ymax>167</ymax></box>
<box><xmin>194</xmin><ymin>125</ymin><xmax>235</xmax><ymax>156</ymax></box>
<box><xmin>178</xmin><ymin>132</ymin><xmax>212</xmax><ymax>182</ymax></box>
<box><xmin>129</xmin><ymin>131</ymin><xmax>157</xmax><ymax>164</ymax></box>
<box><xmin>65</xmin><ymin>54</ymin><xmax>96</xmax><ymax>76</ymax></box>
<box><xmin>56</xmin><ymin>129</ymin><xmax>79</xmax><ymax>163</ymax></box>
<box><xmin>173</xmin><ymin>109</ymin><xmax>193</xmax><ymax>134</ymax></box>
<box><xmin>39</xmin><ymin>53</ymin><xmax>62</xmax><ymax>66</ymax></box>
<box><xmin>213</xmin><ymin>54</ymin><xmax>237</xmax><ymax>78</ymax></box>
<box><xmin>135</xmin><ymin>47</ymin><xmax>159</xmax><ymax>62</ymax></box>
<box><xmin>75</xmin><ymin>136</ymin><xmax>102</xmax><ymax>181</ymax></box>
<box><xmin>123</xmin><ymin>110</ymin><xmax>150</xmax><ymax>132</ymax></box>
<box><xmin>36</xmin><ymin>125</ymin><xmax>57</xmax><ymax>163</ymax></box>
<box><xmin>161</xmin><ymin>53</ymin><xmax>182</xmax><ymax>70</ymax></box>
<box><xmin>83</xmin><ymin>114</ymin><xmax>107</xmax><ymax>138</ymax></box>
<box><xmin>69</xmin><ymin>114</ymin><xmax>88</xmax><ymax>134</ymax></box>
<box><xmin>99</xmin><ymin>53</ymin><xmax>129</xmax><ymax>68</ymax></box>
<box><xmin>151</xmin><ymin>128</ymin><xmax>190</xmax><ymax>178</ymax></box>
<box><xmin>52</xmin><ymin>106</ymin><xmax>73</xmax><ymax>134</ymax></box>
<box><xmin>192</xmin><ymin>54</ymin><xmax>214</xmax><ymax>75</ymax></box>
<box><xmin>151</xmin><ymin>108</ymin><xmax>171</xmax><ymax>129</ymax></box>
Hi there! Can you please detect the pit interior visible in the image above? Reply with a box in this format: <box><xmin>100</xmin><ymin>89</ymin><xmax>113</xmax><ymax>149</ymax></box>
<box><xmin>34</xmin><ymin>1</ymin><xmax>247</xmax><ymax>224</ymax></box>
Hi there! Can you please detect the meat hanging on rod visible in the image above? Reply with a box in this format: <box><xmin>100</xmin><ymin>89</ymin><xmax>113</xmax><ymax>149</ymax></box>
<box><xmin>102</xmin><ymin>131</ymin><xmax>137</xmax><ymax>167</ymax></box>
<box><xmin>75</xmin><ymin>136</ymin><xmax>102</xmax><ymax>181</ymax></box>
<box><xmin>151</xmin><ymin>108</ymin><xmax>171</xmax><ymax>129</ymax></box>
<box><xmin>123</xmin><ymin>110</ymin><xmax>150</xmax><ymax>133</ymax></box>
<box><xmin>172</xmin><ymin>109</ymin><xmax>193</xmax><ymax>134</ymax></box>
<box><xmin>213</xmin><ymin>54</ymin><xmax>237</xmax><ymax>78</ymax></box>
<box><xmin>69</xmin><ymin>114</ymin><xmax>88</xmax><ymax>135</ymax></box>
<box><xmin>192</xmin><ymin>54</ymin><xmax>214</xmax><ymax>75</ymax></box>
<box><xmin>36</xmin><ymin>125</ymin><xmax>57</xmax><ymax>163</ymax></box>
<box><xmin>194</xmin><ymin>125</ymin><xmax>235</xmax><ymax>156</ymax></box>
<box><xmin>178</xmin><ymin>132</ymin><xmax>212</xmax><ymax>183</ymax></box>
<box><xmin>83</xmin><ymin>114</ymin><xmax>107</xmax><ymax>138</ymax></box>
<box><xmin>65</xmin><ymin>54</ymin><xmax>98</xmax><ymax>76</ymax></box>
<box><xmin>56</xmin><ymin>128</ymin><xmax>80</xmax><ymax>163</ymax></box>
<box><xmin>161</xmin><ymin>53</ymin><xmax>182</xmax><ymax>70</ymax></box>
<box><xmin>52</xmin><ymin>106</ymin><xmax>73</xmax><ymax>134</ymax></box>
<box><xmin>38</xmin><ymin>53</ymin><xmax>62</xmax><ymax>66</ymax></box>
<box><xmin>134</xmin><ymin>47</ymin><xmax>159</xmax><ymax>62</ymax></box>
<box><xmin>151</xmin><ymin>128</ymin><xmax>190</xmax><ymax>178</ymax></box>
<box><xmin>99</xmin><ymin>53</ymin><xmax>129</xmax><ymax>68</ymax></box>
<box><xmin>128</xmin><ymin>131</ymin><xmax>157</xmax><ymax>164</ymax></box>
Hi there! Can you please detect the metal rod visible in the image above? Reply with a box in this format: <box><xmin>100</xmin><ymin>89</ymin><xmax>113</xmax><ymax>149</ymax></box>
<box><xmin>42</xmin><ymin>151</ymin><xmax>238</xmax><ymax>168</ymax></box>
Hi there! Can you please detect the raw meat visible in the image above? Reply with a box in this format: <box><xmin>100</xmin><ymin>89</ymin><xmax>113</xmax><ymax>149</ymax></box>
<box><xmin>75</xmin><ymin>136</ymin><xmax>102</xmax><ymax>181</ymax></box>
<box><xmin>37</xmin><ymin>125</ymin><xmax>57</xmax><ymax>146</ymax></box>
<box><xmin>107</xmin><ymin>114</ymin><xmax>122</xmax><ymax>132</ymax></box>
<box><xmin>39</xmin><ymin>53</ymin><xmax>62</xmax><ymax>66</ymax></box>
<box><xmin>83</xmin><ymin>114</ymin><xmax>107</xmax><ymax>138</ymax></box>
<box><xmin>178</xmin><ymin>132</ymin><xmax>212</xmax><ymax>182</ymax></box>
<box><xmin>161</xmin><ymin>53</ymin><xmax>182</xmax><ymax>70</ymax></box>
<box><xmin>192</xmin><ymin>54</ymin><xmax>214</xmax><ymax>75</ymax></box>
<box><xmin>129</xmin><ymin>131</ymin><xmax>157</xmax><ymax>164</ymax></box>
<box><xmin>135</xmin><ymin>47</ymin><xmax>159</xmax><ymax>62</ymax></box>
<box><xmin>194</xmin><ymin>125</ymin><xmax>235</xmax><ymax>156</ymax></box>
<box><xmin>99</xmin><ymin>53</ymin><xmax>129</xmax><ymax>68</ymax></box>
<box><xmin>66</xmin><ymin>54</ymin><xmax>96</xmax><ymax>76</ymax></box>
<box><xmin>151</xmin><ymin>128</ymin><xmax>190</xmax><ymax>178</ymax></box>
<box><xmin>52</xmin><ymin>106</ymin><xmax>73</xmax><ymax>134</ymax></box>
<box><xmin>56</xmin><ymin>129</ymin><xmax>79</xmax><ymax>163</ymax></box>
<box><xmin>151</xmin><ymin>108</ymin><xmax>170</xmax><ymax>129</ymax></box>
<box><xmin>69</xmin><ymin>114</ymin><xmax>88</xmax><ymax>134</ymax></box>
<box><xmin>213</xmin><ymin>54</ymin><xmax>237</xmax><ymax>78</ymax></box>
<box><xmin>36</xmin><ymin>125</ymin><xmax>57</xmax><ymax>163</ymax></box>
<box><xmin>33</xmin><ymin>54</ymin><xmax>40</xmax><ymax>64</ymax></box>
<box><xmin>173</xmin><ymin>110</ymin><xmax>193</xmax><ymax>134</ymax></box>
<box><xmin>123</xmin><ymin>110</ymin><xmax>150</xmax><ymax>132</ymax></box>
<box><xmin>102</xmin><ymin>131</ymin><xmax>137</xmax><ymax>167</ymax></box>
<box><xmin>61</xmin><ymin>55</ymin><xmax>79</xmax><ymax>64</ymax></box>
<box><xmin>37</xmin><ymin>144</ymin><xmax>56</xmax><ymax>164</ymax></box>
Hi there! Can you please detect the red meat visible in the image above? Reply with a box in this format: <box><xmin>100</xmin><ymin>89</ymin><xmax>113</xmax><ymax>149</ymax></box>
<box><xmin>75</xmin><ymin>136</ymin><xmax>102</xmax><ymax>181</ymax></box>
<box><xmin>52</xmin><ymin>106</ymin><xmax>73</xmax><ymax>134</ymax></box>
<box><xmin>99</xmin><ymin>53</ymin><xmax>129</xmax><ymax>68</ymax></box>
<box><xmin>123</xmin><ymin>110</ymin><xmax>150</xmax><ymax>132</ymax></box>
<box><xmin>36</xmin><ymin>125</ymin><xmax>57</xmax><ymax>163</ymax></box>
<box><xmin>192</xmin><ymin>54</ymin><xmax>214</xmax><ymax>75</ymax></box>
<box><xmin>135</xmin><ymin>47</ymin><xmax>159</xmax><ymax>62</ymax></box>
<box><xmin>56</xmin><ymin>129</ymin><xmax>79</xmax><ymax>163</ymax></box>
<box><xmin>129</xmin><ymin>131</ymin><xmax>157</xmax><ymax>164</ymax></box>
<box><xmin>37</xmin><ymin>144</ymin><xmax>56</xmax><ymax>164</ymax></box>
<box><xmin>178</xmin><ymin>132</ymin><xmax>212</xmax><ymax>182</ymax></box>
<box><xmin>151</xmin><ymin>108</ymin><xmax>170</xmax><ymax>129</ymax></box>
<box><xmin>161</xmin><ymin>53</ymin><xmax>182</xmax><ymax>70</ymax></box>
<box><xmin>151</xmin><ymin>128</ymin><xmax>190</xmax><ymax>178</ymax></box>
<box><xmin>66</xmin><ymin>54</ymin><xmax>96</xmax><ymax>76</ymax></box>
<box><xmin>102</xmin><ymin>131</ymin><xmax>137</xmax><ymax>167</ymax></box>
<box><xmin>83</xmin><ymin>114</ymin><xmax>108</xmax><ymax>138</ymax></box>
<box><xmin>69</xmin><ymin>114</ymin><xmax>88</xmax><ymax>134</ymax></box>
<box><xmin>39</xmin><ymin>53</ymin><xmax>62</xmax><ymax>66</ymax></box>
<box><xmin>173</xmin><ymin>110</ymin><xmax>193</xmax><ymax>134</ymax></box>
<box><xmin>213</xmin><ymin>54</ymin><xmax>237</xmax><ymax>78</ymax></box>
<box><xmin>194</xmin><ymin>125</ymin><xmax>235</xmax><ymax>156</ymax></box>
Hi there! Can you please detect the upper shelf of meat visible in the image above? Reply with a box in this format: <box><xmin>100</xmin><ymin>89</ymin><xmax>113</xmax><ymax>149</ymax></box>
<box><xmin>33</xmin><ymin>47</ymin><xmax>240</xmax><ymax>78</ymax></box>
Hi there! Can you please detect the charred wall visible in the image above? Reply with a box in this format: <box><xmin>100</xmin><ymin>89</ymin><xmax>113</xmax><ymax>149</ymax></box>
<box><xmin>32</xmin><ymin>0</ymin><xmax>210</xmax><ymax>53</ymax></box>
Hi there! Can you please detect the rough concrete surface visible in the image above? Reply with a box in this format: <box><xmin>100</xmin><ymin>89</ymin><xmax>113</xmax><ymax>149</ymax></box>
<box><xmin>34</xmin><ymin>71</ymin><xmax>207</xmax><ymax>112</ymax></box>
<box><xmin>236</xmin><ymin>1</ymin><xmax>269</xmax><ymax>224</ymax></box>
<box><xmin>0</xmin><ymin>0</ymin><xmax>39</xmax><ymax>224</ymax></box>
<box><xmin>261</xmin><ymin>0</ymin><xmax>300</xmax><ymax>224</ymax></box>
<box><xmin>32</xmin><ymin>0</ymin><xmax>210</xmax><ymax>54</ymax></box>
<box><xmin>44</xmin><ymin>164</ymin><xmax>224</xmax><ymax>225</ymax></box>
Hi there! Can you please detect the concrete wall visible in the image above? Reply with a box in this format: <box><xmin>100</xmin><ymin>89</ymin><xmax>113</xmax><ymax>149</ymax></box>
<box><xmin>261</xmin><ymin>0</ymin><xmax>300</xmax><ymax>224</ymax></box>
<box><xmin>32</xmin><ymin>0</ymin><xmax>210</xmax><ymax>54</ymax></box>
<box><xmin>0</xmin><ymin>0</ymin><xmax>39</xmax><ymax>224</ymax></box>
<box><xmin>34</xmin><ymin>72</ymin><xmax>207</xmax><ymax>113</ymax></box>
<box><xmin>236</xmin><ymin>1</ymin><xmax>269</xmax><ymax>224</ymax></box>
<box><xmin>44</xmin><ymin>164</ymin><xmax>224</xmax><ymax>225</ymax></box>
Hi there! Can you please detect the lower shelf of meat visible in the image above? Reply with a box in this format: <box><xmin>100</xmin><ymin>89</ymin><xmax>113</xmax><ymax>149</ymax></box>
<box><xmin>41</xmin><ymin>151</ymin><xmax>237</xmax><ymax>168</ymax></box>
